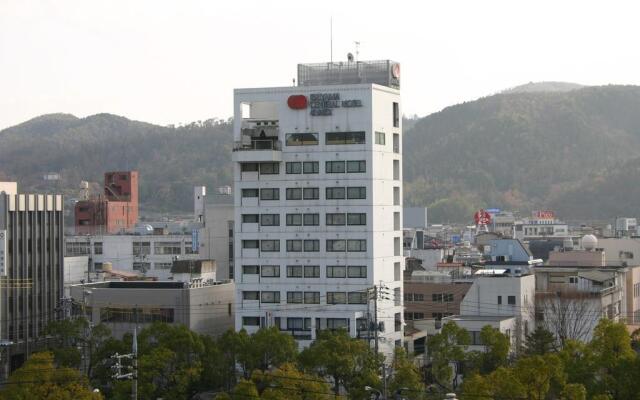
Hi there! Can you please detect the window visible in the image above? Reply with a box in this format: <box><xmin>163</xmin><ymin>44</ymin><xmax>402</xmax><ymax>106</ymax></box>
<box><xmin>348</xmin><ymin>266</ymin><xmax>367</xmax><ymax>278</ymax></box>
<box><xmin>348</xmin><ymin>292</ymin><xmax>368</xmax><ymax>304</ymax></box>
<box><xmin>326</xmin><ymin>318</ymin><xmax>349</xmax><ymax>329</ymax></box>
<box><xmin>304</xmin><ymin>240</ymin><xmax>320</xmax><ymax>252</ymax></box>
<box><xmin>287</xmin><ymin>265</ymin><xmax>302</xmax><ymax>278</ymax></box>
<box><xmin>304</xmin><ymin>292</ymin><xmax>320</xmax><ymax>304</ymax></box>
<box><xmin>154</xmin><ymin>242</ymin><xmax>181</xmax><ymax>255</ymax></box>
<box><xmin>327</xmin><ymin>292</ymin><xmax>347</xmax><ymax>304</ymax></box>
<box><xmin>395</xmin><ymin>287</ymin><xmax>402</xmax><ymax>306</ymax></box>
<box><xmin>287</xmin><ymin>292</ymin><xmax>303</xmax><ymax>304</ymax></box>
<box><xmin>444</xmin><ymin>294</ymin><xmax>454</xmax><ymax>302</ymax></box>
<box><xmin>286</xmin><ymin>188</ymin><xmax>302</xmax><ymax>200</ymax></box>
<box><xmin>497</xmin><ymin>296</ymin><xmax>502</xmax><ymax>305</ymax></box>
<box><xmin>326</xmin><ymin>161</ymin><xmax>346</xmax><ymax>173</ymax></box>
<box><xmin>395</xmin><ymin>312</ymin><xmax>402</xmax><ymax>332</ymax></box>
<box><xmin>394</xmin><ymin>237</ymin><xmax>401</xmax><ymax>256</ymax></box>
<box><xmin>132</xmin><ymin>241</ymin><xmax>150</xmax><ymax>256</ymax></box>
<box><xmin>347</xmin><ymin>187</ymin><xmax>366</xmax><ymax>199</ymax></box>
<box><xmin>242</xmin><ymin>214</ymin><xmax>259</xmax><ymax>223</ymax></box>
<box><xmin>303</xmin><ymin>213</ymin><xmax>319</xmax><ymax>226</ymax></box>
<box><xmin>303</xmin><ymin>161</ymin><xmax>319</xmax><ymax>174</ymax></box>
<box><xmin>242</xmin><ymin>317</ymin><xmax>260</xmax><ymax>326</ymax></box>
<box><xmin>242</xmin><ymin>188</ymin><xmax>259</xmax><ymax>198</ymax></box>
<box><xmin>243</xmin><ymin>291</ymin><xmax>259</xmax><ymax>300</ymax></box>
<box><xmin>133</xmin><ymin>262</ymin><xmax>151</xmax><ymax>272</ymax></box>
<box><xmin>326</xmin><ymin>187</ymin><xmax>346</xmax><ymax>200</ymax></box>
<box><xmin>260</xmin><ymin>214</ymin><xmax>280</xmax><ymax>226</ymax></box>
<box><xmin>394</xmin><ymin>212</ymin><xmax>400</xmax><ymax>230</ymax></box>
<box><xmin>259</xmin><ymin>163</ymin><xmax>279</xmax><ymax>175</ymax></box>
<box><xmin>326</xmin><ymin>131</ymin><xmax>366</xmax><ymax>145</ymax></box>
<box><xmin>259</xmin><ymin>188</ymin><xmax>279</xmax><ymax>201</ymax></box>
<box><xmin>393</xmin><ymin>186</ymin><xmax>400</xmax><ymax>205</ymax></box>
<box><xmin>432</xmin><ymin>294</ymin><xmax>443</xmax><ymax>303</ymax></box>
<box><xmin>326</xmin><ymin>213</ymin><xmax>346</xmax><ymax>226</ymax></box>
<box><xmin>404</xmin><ymin>293</ymin><xmax>414</xmax><ymax>302</ymax></box>
<box><xmin>286</xmin><ymin>162</ymin><xmax>302</xmax><ymax>174</ymax></box>
<box><xmin>393</xmin><ymin>159</ymin><xmax>400</xmax><ymax>180</ymax></box>
<box><xmin>287</xmin><ymin>240</ymin><xmax>302</xmax><ymax>252</ymax></box>
<box><xmin>303</xmin><ymin>187</ymin><xmax>319</xmax><ymax>200</ymax></box>
<box><xmin>94</xmin><ymin>242</ymin><xmax>103</xmax><ymax>255</ymax></box>
<box><xmin>470</xmin><ymin>331</ymin><xmax>484</xmax><ymax>346</ymax></box>
<box><xmin>508</xmin><ymin>296</ymin><xmax>516</xmax><ymax>305</ymax></box>
<box><xmin>287</xmin><ymin>317</ymin><xmax>311</xmax><ymax>331</ymax></box>
<box><xmin>347</xmin><ymin>213</ymin><xmax>366</xmax><ymax>225</ymax></box>
<box><xmin>286</xmin><ymin>132</ymin><xmax>319</xmax><ymax>146</ymax></box>
<box><xmin>393</xmin><ymin>133</ymin><xmax>400</xmax><ymax>153</ymax></box>
<box><xmin>304</xmin><ymin>265</ymin><xmax>320</xmax><ymax>278</ymax></box>
<box><xmin>327</xmin><ymin>265</ymin><xmax>346</xmax><ymax>278</ymax></box>
<box><xmin>394</xmin><ymin>262</ymin><xmax>401</xmax><ymax>281</ymax></box>
<box><xmin>569</xmin><ymin>276</ymin><xmax>579</xmax><ymax>284</ymax></box>
<box><xmin>347</xmin><ymin>239</ymin><xmax>367</xmax><ymax>252</ymax></box>
<box><xmin>392</xmin><ymin>102</ymin><xmax>400</xmax><ymax>128</ymax></box>
<box><xmin>347</xmin><ymin>160</ymin><xmax>366</xmax><ymax>173</ymax></box>
<box><xmin>260</xmin><ymin>265</ymin><xmax>280</xmax><ymax>277</ymax></box>
<box><xmin>375</xmin><ymin>131</ymin><xmax>386</xmax><ymax>145</ymax></box>
<box><xmin>261</xmin><ymin>291</ymin><xmax>280</xmax><ymax>303</ymax></box>
<box><xmin>243</xmin><ymin>265</ymin><xmax>259</xmax><ymax>275</ymax></box>
<box><xmin>241</xmin><ymin>163</ymin><xmax>259</xmax><ymax>172</ymax></box>
<box><xmin>414</xmin><ymin>293</ymin><xmax>425</xmax><ymax>301</ymax></box>
<box><xmin>242</xmin><ymin>240</ymin><xmax>259</xmax><ymax>249</ymax></box>
<box><xmin>260</xmin><ymin>240</ymin><xmax>280</xmax><ymax>252</ymax></box>
<box><xmin>326</xmin><ymin>239</ymin><xmax>346</xmax><ymax>252</ymax></box>
<box><xmin>286</xmin><ymin>214</ymin><xmax>302</xmax><ymax>226</ymax></box>
<box><xmin>155</xmin><ymin>262</ymin><xmax>173</xmax><ymax>270</ymax></box>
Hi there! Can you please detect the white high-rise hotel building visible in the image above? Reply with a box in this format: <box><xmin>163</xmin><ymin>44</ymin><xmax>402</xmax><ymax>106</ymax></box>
<box><xmin>233</xmin><ymin>60</ymin><xmax>403</xmax><ymax>356</ymax></box>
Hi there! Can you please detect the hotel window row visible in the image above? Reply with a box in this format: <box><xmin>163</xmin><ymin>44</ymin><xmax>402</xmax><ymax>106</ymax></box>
<box><xmin>242</xmin><ymin>264</ymin><xmax>367</xmax><ymax>278</ymax></box>
<box><xmin>242</xmin><ymin>160</ymin><xmax>368</xmax><ymax>175</ymax></box>
<box><xmin>242</xmin><ymin>212</ymin><xmax>366</xmax><ymax>226</ymax></box>
<box><xmin>241</xmin><ymin>239</ymin><xmax>367</xmax><ymax>252</ymax></box>
<box><xmin>242</xmin><ymin>316</ymin><xmax>351</xmax><ymax>331</ymax></box>
<box><xmin>241</xmin><ymin>290</ymin><xmax>368</xmax><ymax>305</ymax></box>
<box><xmin>241</xmin><ymin>187</ymin><xmax>367</xmax><ymax>200</ymax></box>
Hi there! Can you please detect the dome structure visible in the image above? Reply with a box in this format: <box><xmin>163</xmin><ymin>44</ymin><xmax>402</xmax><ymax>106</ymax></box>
<box><xmin>581</xmin><ymin>234</ymin><xmax>598</xmax><ymax>251</ymax></box>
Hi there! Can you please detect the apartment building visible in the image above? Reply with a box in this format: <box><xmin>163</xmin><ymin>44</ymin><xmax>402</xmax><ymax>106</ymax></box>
<box><xmin>0</xmin><ymin>183</ymin><xmax>64</xmax><ymax>374</ymax></box>
<box><xmin>233</xmin><ymin>60</ymin><xmax>403</xmax><ymax>356</ymax></box>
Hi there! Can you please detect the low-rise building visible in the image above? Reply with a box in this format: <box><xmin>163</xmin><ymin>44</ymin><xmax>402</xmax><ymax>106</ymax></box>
<box><xmin>70</xmin><ymin>280</ymin><xmax>234</xmax><ymax>338</ymax></box>
<box><xmin>66</xmin><ymin>232</ymin><xmax>200</xmax><ymax>280</ymax></box>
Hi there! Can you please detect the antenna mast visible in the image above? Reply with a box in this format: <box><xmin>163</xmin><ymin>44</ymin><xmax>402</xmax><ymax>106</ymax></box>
<box><xmin>330</xmin><ymin>17</ymin><xmax>333</xmax><ymax>63</ymax></box>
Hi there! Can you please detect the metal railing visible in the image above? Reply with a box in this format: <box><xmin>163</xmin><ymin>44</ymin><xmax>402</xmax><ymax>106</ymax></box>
<box><xmin>233</xmin><ymin>139</ymin><xmax>282</xmax><ymax>151</ymax></box>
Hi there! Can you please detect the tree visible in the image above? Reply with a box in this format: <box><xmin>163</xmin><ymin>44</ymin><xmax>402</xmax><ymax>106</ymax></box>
<box><xmin>536</xmin><ymin>293</ymin><xmax>599</xmax><ymax>345</ymax></box>
<box><xmin>524</xmin><ymin>326</ymin><xmax>556</xmax><ymax>355</ymax></box>
<box><xmin>253</xmin><ymin>363</ymin><xmax>333</xmax><ymax>400</ymax></box>
<box><xmin>299</xmin><ymin>329</ymin><xmax>381</xmax><ymax>399</ymax></box>
<box><xmin>426</xmin><ymin>321</ymin><xmax>470</xmax><ymax>389</ymax></box>
<box><xmin>388</xmin><ymin>348</ymin><xmax>425</xmax><ymax>400</ymax></box>
<box><xmin>588</xmin><ymin>319</ymin><xmax>635</xmax><ymax>398</ymax></box>
<box><xmin>513</xmin><ymin>354</ymin><xmax>566</xmax><ymax>400</ymax></box>
<box><xmin>466</xmin><ymin>326</ymin><xmax>509</xmax><ymax>374</ymax></box>
<box><xmin>561</xmin><ymin>383</ymin><xmax>587</xmax><ymax>400</ymax></box>
<box><xmin>218</xmin><ymin>328</ymin><xmax>250</xmax><ymax>383</ymax></box>
<box><xmin>0</xmin><ymin>352</ymin><xmax>102</xmax><ymax>400</ymax></box>
<box><xmin>241</xmin><ymin>327</ymin><xmax>298</xmax><ymax>373</ymax></box>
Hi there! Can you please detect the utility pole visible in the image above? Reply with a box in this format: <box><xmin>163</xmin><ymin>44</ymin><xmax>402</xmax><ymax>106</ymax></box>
<box><xmin>132</xmin><ymin>327</ymin><xmax>138</xmax><ymax>400</ymax></box>
<box><xmin>111</xmin><ymin>327</ymin><xmax>137</xmax><ymax>400</ymax></box>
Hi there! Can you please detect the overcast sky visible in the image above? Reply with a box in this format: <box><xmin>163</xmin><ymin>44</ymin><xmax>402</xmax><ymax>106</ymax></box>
<box><xmin>1</xmin><ymin>0</ymin><xmax>639</xmax><ymax>130</ymax></box>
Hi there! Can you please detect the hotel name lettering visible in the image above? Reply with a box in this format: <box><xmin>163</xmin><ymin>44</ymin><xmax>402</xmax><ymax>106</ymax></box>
<box><xmin>309</xmin><ymin>93</ymin><xmax>362</xmax><ymax>116</ymax></box>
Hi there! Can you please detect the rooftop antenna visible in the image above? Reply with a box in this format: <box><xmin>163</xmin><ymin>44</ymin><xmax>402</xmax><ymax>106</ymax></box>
<box><xmin>330</xmin><ymin>17</ymin><xmax>333</xmax><ymax>63</ymax></box>
<box><xmin>354</xmin><ymin>41</ymin><xmax>360</xmax><ymax>62</ymax></box>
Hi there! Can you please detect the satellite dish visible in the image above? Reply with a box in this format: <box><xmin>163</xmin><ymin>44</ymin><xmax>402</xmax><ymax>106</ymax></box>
<box><xmin>347</xmin><ymin>52</ymin><xmax>354</xmax><ymax>62</ymax></box>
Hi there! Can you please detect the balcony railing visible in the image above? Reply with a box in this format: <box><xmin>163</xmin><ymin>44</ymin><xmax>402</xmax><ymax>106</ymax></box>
<box><xmin>233</xmin><ymin>139</ymin><xmax>282</xmax><ymax>151</ymax></box>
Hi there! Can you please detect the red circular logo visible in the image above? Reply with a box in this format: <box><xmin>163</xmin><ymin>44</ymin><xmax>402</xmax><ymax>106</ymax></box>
<box><xmin>287</xmin><ymin>95</ymin><xmax>308</xmax><ymax>109</ymax></box>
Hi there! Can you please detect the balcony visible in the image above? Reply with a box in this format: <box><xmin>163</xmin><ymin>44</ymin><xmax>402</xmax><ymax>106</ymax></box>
<box><xmin>232</xmin><ymin>139</ymin><xmax>282</xmax><ymax>163</ymax></box>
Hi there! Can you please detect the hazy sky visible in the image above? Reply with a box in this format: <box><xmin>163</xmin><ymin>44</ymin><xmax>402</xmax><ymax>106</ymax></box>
<box><xmin>1</xmin><ymin>0</ymin><xmax>639</xmax><ymax>130</ymax></box>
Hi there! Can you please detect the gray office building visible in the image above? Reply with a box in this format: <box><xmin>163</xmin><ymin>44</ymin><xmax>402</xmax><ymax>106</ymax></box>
<box><xmin>0</xmin><ymin>183</ymin><xmax>64</xmax><ymax>373</ymax></box>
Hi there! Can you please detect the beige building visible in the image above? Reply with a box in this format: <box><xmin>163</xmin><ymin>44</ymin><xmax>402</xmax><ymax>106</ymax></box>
<box><xmin>70</xmin><ymin>280</ymin><xmax>234</xmax><ymax>338</ymax></box>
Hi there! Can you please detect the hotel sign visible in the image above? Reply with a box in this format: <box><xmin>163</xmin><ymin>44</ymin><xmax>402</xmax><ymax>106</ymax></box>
<box><xmin>309</xmin><ymin>93</ymin><xmax>362</xmax><ymax>116</ymax></box>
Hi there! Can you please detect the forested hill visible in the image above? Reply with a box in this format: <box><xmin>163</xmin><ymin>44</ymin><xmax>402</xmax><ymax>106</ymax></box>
<box><xmin>0</xmin><ymin>114</ymin><xmax>233</xmax><ymax>212</ymax></box>
<box><xmin>2</xmin><ymin>84</ymin><xmax>640</xmax><ymax>221</ymax></box>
